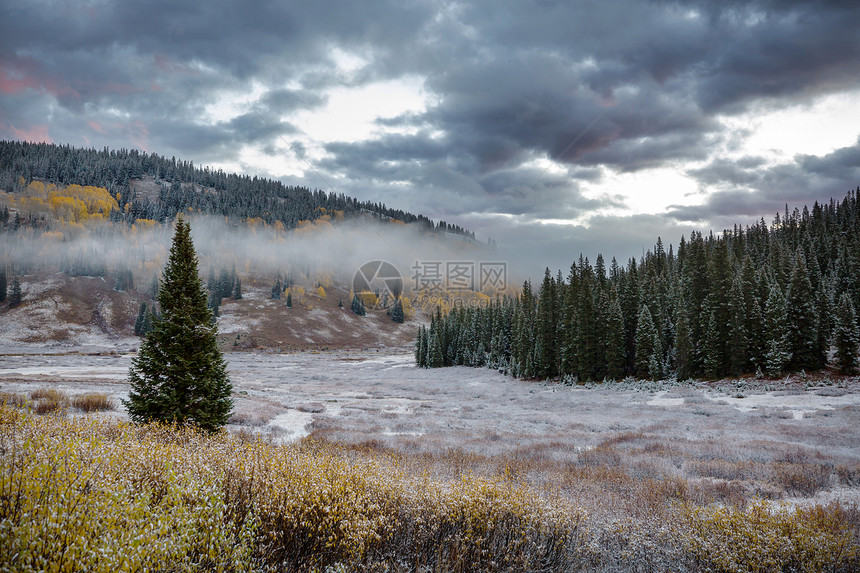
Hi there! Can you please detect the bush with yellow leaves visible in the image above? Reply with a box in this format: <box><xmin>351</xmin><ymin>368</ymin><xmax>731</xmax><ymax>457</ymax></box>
<box><xmin>679</xmin><ymin>500</ymin><xmax>858</xmax><ymax>572</ymax></box>
<box><xmin>0</xmin><ymin>406</ymin><xmax>584</xmax><ymax>572</ymax></box>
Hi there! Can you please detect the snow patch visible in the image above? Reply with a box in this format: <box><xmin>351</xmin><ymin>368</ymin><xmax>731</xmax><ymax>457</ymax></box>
<box><xmin>647</xmin><ymin>391</ymin><xmax>686</xmax><ymax>407</ymax></box>
<box><xmin>268</xmin><ymin>409</ymin><xmax>313</xmax><ymax>443</ymax></box>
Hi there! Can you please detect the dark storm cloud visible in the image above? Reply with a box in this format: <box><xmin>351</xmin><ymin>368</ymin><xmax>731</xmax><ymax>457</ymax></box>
<box><xmin>3</xmin><ymin>0</ymin><xmax>860</xmax><ymax>269</ymax></box>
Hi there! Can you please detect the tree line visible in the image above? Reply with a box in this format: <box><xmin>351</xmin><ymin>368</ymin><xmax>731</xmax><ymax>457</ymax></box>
<box><xmin>417</xmin><ymin>191</ymin><xmax>860</xmax><ymax>378</ymax></box>
<box><xmin>0</xmin><ymin>140</ymin><xmax>476</xmax><ymax>240</ymax></box>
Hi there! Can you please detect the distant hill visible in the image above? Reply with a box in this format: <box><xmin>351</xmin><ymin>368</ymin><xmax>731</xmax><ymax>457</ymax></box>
<box><xmin>0</xmin><ymin>140</ymin><xmax>475</xmax><ymax>240</ymax></box>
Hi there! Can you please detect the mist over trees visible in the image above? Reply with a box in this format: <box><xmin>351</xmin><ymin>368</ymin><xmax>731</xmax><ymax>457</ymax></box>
<box><xmin>418</xmin><ymin>190</ymin><xmax>860</xmax><ymax>379</ymax></box>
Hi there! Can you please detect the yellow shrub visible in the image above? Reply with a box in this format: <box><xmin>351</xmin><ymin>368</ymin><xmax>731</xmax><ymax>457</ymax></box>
<box><xmin>679</xmin><ymin>501</ymin><xmax>858</xmax><ymax>572</ymax></box>
<box><xmin>0</xmin><ymin>406</ymin><xmax>584</xmax><ymax>572</ymax></box>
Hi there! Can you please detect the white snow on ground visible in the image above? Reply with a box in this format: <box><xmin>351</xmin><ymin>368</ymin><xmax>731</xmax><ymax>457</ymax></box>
<box><xmin>646</xmin><ymin>387</ymin><xmax>855</xmax><ymax>420</ymax></box>
<box><xmin>0</xmin><ymin>366</ymin><xmax>128</xmax><ymax>378</ymax></box>
<box><xmin>1</xmin><ymin>348</ymin><xmax>859</xmax><ymax>462</ymax></box>
<box><xmin>269</xmin><ymin>410</ymin><xmax>314</xmax><ymax>442</ymax></box>
<box><xmin>647</xmin><ymin>391</ymin><xmax>686</xmax><ymax>407</ymax></box>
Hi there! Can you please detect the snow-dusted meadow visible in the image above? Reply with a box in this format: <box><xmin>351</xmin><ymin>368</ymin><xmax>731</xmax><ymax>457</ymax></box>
<box><xmin>2</xmin><ymin>349</ymin><xmax>859</xmax><ymax>496</ymax></box>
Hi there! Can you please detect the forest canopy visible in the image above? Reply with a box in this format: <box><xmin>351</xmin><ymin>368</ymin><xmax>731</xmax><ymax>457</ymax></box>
<box><xmin>418</xmin><ymin>190</ymin><xmax>860</xmax><ymax>380</ymax></box>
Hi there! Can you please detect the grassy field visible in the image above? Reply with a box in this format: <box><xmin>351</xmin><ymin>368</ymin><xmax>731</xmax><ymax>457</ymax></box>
<box><xmin>1</xmin><ymin>403</ymin><xmax>858</xmax><ymax>572</ymax></box>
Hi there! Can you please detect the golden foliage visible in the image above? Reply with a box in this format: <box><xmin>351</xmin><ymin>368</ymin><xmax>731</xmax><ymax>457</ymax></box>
<box><xmin>16</xmin><ymin>181</ymin><xmax>118</xmax><ymax>222</ymax></box>
<box><xmin>0</xmin><ymin>406</ymin><xmax>584</xmax><ymax>572</ymax></box>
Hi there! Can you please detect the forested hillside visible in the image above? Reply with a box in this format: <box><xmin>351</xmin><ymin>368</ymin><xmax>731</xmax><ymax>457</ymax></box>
<box><xmin>418</xmin><ymin>190</ymin><xmax>860</xmax><ymax>380</ymax></box>
<box><xmin>0</xmin><ymin>140</ymin><xmax>474</xmax><ymax>238</ymax></box>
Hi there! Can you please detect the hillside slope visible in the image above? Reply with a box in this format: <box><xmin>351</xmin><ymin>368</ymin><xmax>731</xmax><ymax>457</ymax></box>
<box><xmin>0</xmin><ymin>272</ymin><xmax>416</xmax><ymax>353</ymax></box>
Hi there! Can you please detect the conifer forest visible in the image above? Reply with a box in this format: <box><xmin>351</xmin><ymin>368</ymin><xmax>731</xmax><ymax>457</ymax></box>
<box><xmin>417</xmin><ymin>191</ymin><xmax>860</xmax><ymax>380</ymax></box>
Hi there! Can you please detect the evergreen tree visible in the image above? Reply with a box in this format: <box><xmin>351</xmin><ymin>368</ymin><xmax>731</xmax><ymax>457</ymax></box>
<box><xmin>727</xmin><ymin>275</ymin><xmax>747</xmax><ymax>376</ymax></box>
<box><xmin>149</xmin><ymin>275</ymin><xmax>160</xmax><ymax>300</ymax></box>
<box><xmin>208</xmin><ymin>266</ymin><xmax>217</xmax><ymax>293</ymax></box>
<box><xmin>635</xmin><ymin>305</ymin><xmax>659</xmax><ymax>379</ymax></box>
<box><xmin>833</xmin><ymin>292</ymin><xmax>859</xmax><ymax>374</ymax></box>
<box><xmin>0</xmin><ymin>268</ymin><xmax>6</xmax><ymax>303</ymax></box>
<box><xmin>232</xmin><ymin>277</ymin><xmax>242</xmax><ymax>300</ymax></box>
<box><xmin>390</xmin><ymin>298</ymin><xmax>405</xmax><ymax>323</ymax></box>
<box><xmin>786</xmin><ymin>251</ymin><xmax>819</xmax><ymax>370</ymax></box>
<box><xmin>741</xmin><ymin>256</ymin><xmax>765</xmax><ymax>369</ymax></box>
<box><xmin>208</xmin><ymin>289</ymin><xmax>221</xmax><ymax>318</ymax></box>
<box><xmin>605</xmin><ymin>288</ymin><xmax>626</xmax><ymax>380</ymax></box>
<box><xmin>674</xmin><ymin>294</ymin><xmax>694</xmax><ymax>380</ymax></box>
<box><xmin>7</xmin><ymin>278</ymin><xmax>22</xmax><ymax>308</ymax></box>
<box><xmin>271</xmin><ymin>279</ymin><xmax>281</xmax><ymax>299</ymax></box>
<box><xmin>351</xmin><ymin>294</ymin><xmax>365</xmax><ymax>316</ymax></box>
<box><xmin>123</xmin><ymin>217</ymin><xmax>232</xmax><ymax>432</ymax></box>
<box><xmin>218</xmin><ymin>267</ymin><xmax>232</xmax><ymax>299</ymax></box>
<box><xmin>134</xmin><ymin>302</ymin><xmax>148</xmax><ymax>336</ymax></box>
<box><xmin>416</xmin><ymin>326</ymin><xmax>427</xmax><ymax>367</ymax></box>
<box><xmin>814</xmin><ymin>282</ymin><xmax>833</xmax><ymax>369</ymax></box>
<box><xmin>286</xmin><ymin>291</ymin><xmax>292</xmax><ymax>308</ymax></box>
<box><xmin>535</xmin><ymin>268</ymin><xmax>557</xmax><ymax>378</ymax></box>
<box><xmin>428</xmin><ymin>320</ymin><xmax>444</xmax><ymax>368</ymax></box>
<box><xmin>764</xmin><ymin>283</ymin><xmax>791</xmax><ymax>377</ymax></box>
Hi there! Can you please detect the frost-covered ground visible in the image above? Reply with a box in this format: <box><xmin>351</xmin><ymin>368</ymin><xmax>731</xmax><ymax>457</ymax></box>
<box><xmin>2</xmin><ymin>349</ymin><xmax>858</xmax><ymax>468</ymax></box>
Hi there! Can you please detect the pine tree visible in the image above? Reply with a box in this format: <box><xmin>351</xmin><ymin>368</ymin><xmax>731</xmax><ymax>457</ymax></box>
<box><xmin>123</xmin><ymin>217</ymin><xmax>232</xmax><ymax>432</ymax></box>
<box><xmin>232</xmin><ymin>277</ymin><xmax>242</xmax><ymax>300</ymax></box>
<box><xmin>0</xmin><ymin>267</ymin><xmax>6</xmax><ymax>303</ymax></box>
<box><xmin>605</xmin><ymin>288</ymin><xmax>626</xmax><ymax>380</ymax></box>
<box><xmin>8</xmin><ymin>279</ymin><xmax>22</xmax><ymax>308</ymax></box>
<box><xmin>208</xmin><ymin>289</ymin><xmax>221</xmax><ymax>318</ymax></box>
<box><xmin>416</xmin><ymin>326</ymin><xmax>427</xmax><ymax>367</ymax></box>
<box><xmin>764</xmin><ymin>283</ymin><xmax>791</xmax><ymax>377</ymax></box>
<box><xmin>833</xmin><ymin>292</ymin><xmax>859</xmax><ymax>374</ymax></box>
<box><xmin>218</xmin><ymin>267</ymin><xmax>232</xmax><ymax>299</ymax></box>
<box><xmin>727</xmin><ymin>275</ymin><xmax>747</xmax><ymax>376</ymax></box>
<box><xmin>535</xmin><ymin>268</ymin><xmax>557</xmax><ymax>378</ymax></box>
<box><xmin>674</xmin><ymin>289</ymin><xmax>694</xmax><ymax>380</ymax></box>
<box><xmin>351</xmin><ymin>293</ymin><xmax>365</xmax><ymax>316</ymax></box>
<box><xmin>428</xmin><ymin>323</ymin><xmax>444</xmax><ymax>368</ymax></box>
<box><xmin>285</xmin><ymin>291</ymin><xmax>292</xmax><ymax>308</ymax></box>
<box><xmin>635</xmin><ymin>305</ymin><xmax>658</xmax><ymax>379</ymax></box>
<box><xmin>134</xmin><ymin>302</ymin><xmax>148</xmax><ymax>336</ymax></box>
<box><xmin>390</xmin><ymin>298</ymin><xmax>404</xmax><ymax>323</ymax></box>
<box><xmin>786</xmin><ymin>251</ymin><xmax>818</xmax><ymax>370</ymax></box>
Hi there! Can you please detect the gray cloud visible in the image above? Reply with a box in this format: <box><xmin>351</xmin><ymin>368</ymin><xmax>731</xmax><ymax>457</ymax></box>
<box><xmin>2</xmin><ymin>0</ymin><xmax>860</xmax><ymax>272</ymax></box>
<box><xmin>672</xmin><ymin>138</ymin><xmax>860</xmax><ymax>221</ymax></box>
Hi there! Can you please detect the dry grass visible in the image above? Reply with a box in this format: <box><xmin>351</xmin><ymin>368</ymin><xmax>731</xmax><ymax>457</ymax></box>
<box><xmin>29</xmin><ymin>387</ymin><xmax>69</xmax><ymax>414</ymax></box>
<box><xmin>71</xmin><ymin>392</ymin><xmax>114</xmax><ymax>412</ymax></box>
<box><xmin>0</xmin><ymin>391</ymin><xmax>27</xmax><ymax>407</ymax></box>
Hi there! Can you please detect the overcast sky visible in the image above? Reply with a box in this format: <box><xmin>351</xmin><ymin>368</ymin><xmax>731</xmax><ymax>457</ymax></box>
<box><xmin>2</xmin><ymin>0</ymin><xmax>860</xmax><ymax>277</ymax></box>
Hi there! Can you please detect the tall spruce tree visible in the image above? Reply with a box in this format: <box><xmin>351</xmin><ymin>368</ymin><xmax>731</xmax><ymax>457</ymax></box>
<box><xmin>727</xmin><ymin>275</ymin><xmax>747</xmax><ymax>376</ymax></box>
<box><xmin>124</xmin><ymin>217</ymin><xmax>232</xmax><ymax>432</ymax></box>
<box><xmin>0</xmin><ymin>267</ymin><xmax>6</xmax><ymax>303</ymax></box>
<box><xmin>390</xmin><ymin>298</ymin><xmax>405</xmax><ymax>323</ymax></box>
<box><xmin>764</xmin><ymin>283</ymin><xmax>791</xmax><ymax>377</ymax></box>
<box><xmin>535</xmin><ymin>268</ymin><xmax>557</xmax><ymax>378</ymax></box>
<box><xmin>833</xmin><ymin>292</ymin><xmax>859</xmax><ymax>374</ymax></box>
<box><xmin>605</xmin><ymin>288</ymin><xmax>626</xmax><ymax>380</ymax></box>
<box><xmin>786</xmin><ymin>251</ymin><xmax>819</xmax><ymax>370</ymax></box>
<box><xmin>635</xmin><ymin>305</ymin><xmax>659</xmax><ymax>379</ymax></box>
<box><xmin>674</xmin><ymin>289</ymin><xmax>694</xmax><ymax>380</ymax></box>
